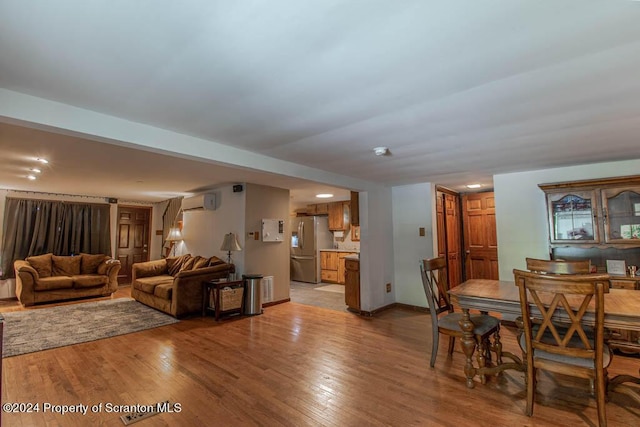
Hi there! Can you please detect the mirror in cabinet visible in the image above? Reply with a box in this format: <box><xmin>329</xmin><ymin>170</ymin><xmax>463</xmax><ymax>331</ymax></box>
<box><xmin>546</xmin><ymin>190</ymin><xmax>598</xmax><ymax>244</ymax></box>
<box><xmin>601</xmin><ymin>188</ymin><xmax>640</xmax><ymax>243</ymax></box>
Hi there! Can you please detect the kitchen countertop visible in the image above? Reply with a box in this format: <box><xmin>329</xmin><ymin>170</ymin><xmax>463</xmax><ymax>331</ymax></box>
<box><xmin>319</xmin><ymin>249</ymin><xmax>360</xmax><ymax>253</ymax></box>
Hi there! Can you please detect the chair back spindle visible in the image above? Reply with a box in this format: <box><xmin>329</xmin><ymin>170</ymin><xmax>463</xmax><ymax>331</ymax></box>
<box><xmin>421</xmin><ymin>257</ymin><xmax>451</xmax><ymax>314</ymax></box>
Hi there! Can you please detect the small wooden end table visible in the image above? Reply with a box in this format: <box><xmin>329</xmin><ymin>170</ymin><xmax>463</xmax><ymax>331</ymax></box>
<box><xmin>202</xmin><ymin>279</ymin><xmax>244</xmax><ymax>321</ymax></box>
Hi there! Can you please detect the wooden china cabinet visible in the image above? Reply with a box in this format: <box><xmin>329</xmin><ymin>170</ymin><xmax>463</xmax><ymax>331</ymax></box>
<box><xmin>540</xmin><ymin>175</ymin><xmax>640</xmax><ymax>247</ymax></box>
<box><xmin>540</xmin><ymin>175</ymin><xmax>640</xmax><ymax>353</ymax></box>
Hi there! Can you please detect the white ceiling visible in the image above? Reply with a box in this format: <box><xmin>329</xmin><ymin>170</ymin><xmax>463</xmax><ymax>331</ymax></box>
<box><xmin>1</xmin><ymin>1</ymin><xmax>640</xmax><ymax>204</ymax></box>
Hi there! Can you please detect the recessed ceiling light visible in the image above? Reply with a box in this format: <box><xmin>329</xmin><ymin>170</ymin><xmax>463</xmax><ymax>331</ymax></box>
<box><xmin>466</xmin><ymin>184</ymin><xmax>482</xmax><ymax>189</ymax></box>
<box><xmin>29</xmin><ymin>168</ymin><xmax>41</xmax><ymax>173</ymax></box>
<box><xmin>316</xmin><ymin>193</ymin><xmax>334</xmax><ymax>198</ymax></box>
<box><xmin>36</xmin><ymin>157</ymin><xmax>49</xmax><ymax>164</ymax></box>
<box><xmin>373</xmin><ymin>147</ymin><xmax>390</xmax><ymax>156</ymax></box>
<box><xmin>27</xmin><ymin>175</ymin><xmax>37</xmax><ymax>180</ymax></box>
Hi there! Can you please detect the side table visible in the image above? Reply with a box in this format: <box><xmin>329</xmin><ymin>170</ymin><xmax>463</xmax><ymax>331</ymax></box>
<box><xmin>202</xmin><ymin>279</ymin><xmax>244</xmax><ymax>321</ymax></box>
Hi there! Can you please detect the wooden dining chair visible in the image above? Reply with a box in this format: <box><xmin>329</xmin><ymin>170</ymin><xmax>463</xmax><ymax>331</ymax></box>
<box><xmin>526</xmin><ymin>257</ymin><xmax>591</xmax><ymax>275</ymax></box>
<box><xmin>420</xmin><ymin>257</ymin><xmax>502</xmax><ymax>374</ymax></box>
<box><xmin>513</xmin><ymin>269</ymin><xmax>611</xmax><ymax>427</ymax></box>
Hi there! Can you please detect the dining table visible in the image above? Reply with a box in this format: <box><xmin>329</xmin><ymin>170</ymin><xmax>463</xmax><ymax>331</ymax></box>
<box><xmin>449</xmin><ymin>278</ymin><xmax>640</xmax><ymax>400</ymax></box>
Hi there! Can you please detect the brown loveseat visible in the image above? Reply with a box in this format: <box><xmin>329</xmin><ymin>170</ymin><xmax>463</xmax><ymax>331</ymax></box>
<box><xmin>131</xmin><ymin>254</ymin><xmax>234</xmax><ymax>318</ymax></box>
<box><xmin>14</xmin><ymin>253</ymin><xmax>121</xmax><ymax>306</ymax></box>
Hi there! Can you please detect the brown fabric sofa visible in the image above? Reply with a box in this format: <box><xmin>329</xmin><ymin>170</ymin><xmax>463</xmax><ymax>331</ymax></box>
<box><xmin>14</xmin><ymin>253</ymin><xmax>121</xmax><ymax>306</ymax></box>
<box><xmin>131</xmin><ymin>254</ymin><xmax>235</xmax><ymax>318</ymax></box>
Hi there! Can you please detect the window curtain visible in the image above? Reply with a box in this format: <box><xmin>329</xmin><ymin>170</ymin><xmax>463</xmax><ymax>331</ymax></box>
<box><xmin>0</xmin><ymin>198</ymin><xmax>111</xmax><ymax>279</ymax></box>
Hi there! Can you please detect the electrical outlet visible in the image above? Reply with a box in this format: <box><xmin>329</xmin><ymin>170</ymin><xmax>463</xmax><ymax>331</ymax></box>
<box><xmin>386</xmin><ymin>283</ymin><xmax>391</xmax><ymax>293</ymax></box>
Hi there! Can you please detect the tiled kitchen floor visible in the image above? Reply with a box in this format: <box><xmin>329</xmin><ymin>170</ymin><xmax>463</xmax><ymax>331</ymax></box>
<box><xmin>289</xmin><ymin>280</ymin><xmax>349</xmax><ymax>312</ymax></box>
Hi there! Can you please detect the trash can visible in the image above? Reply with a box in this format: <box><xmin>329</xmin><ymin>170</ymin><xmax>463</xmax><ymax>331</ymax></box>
<box><xmin>242</xmin><ymin>274</ymin><xmax>263</xmax><ymax>315</ymax></box>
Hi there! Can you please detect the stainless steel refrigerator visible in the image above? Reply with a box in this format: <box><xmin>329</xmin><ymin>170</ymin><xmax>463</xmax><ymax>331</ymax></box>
<box><xmin>290</xmin><ymin>216</ymin><xmax>333</xmax><ymax>283</ymax></box>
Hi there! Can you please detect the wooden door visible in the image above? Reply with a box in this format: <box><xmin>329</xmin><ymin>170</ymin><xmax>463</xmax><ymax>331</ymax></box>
<box><xmin>462</xmin><ymin>192</ymin><xmax>499</xmax><ymax>280</ymax></box>
<box><xmin>435</xmin><ymin>190</ymin><xmax>463</xmax><ymax>288</ymax></box>
<box><xmin>444</xmin><ymin>193</ymin><xmax>463</xmax><ymax>287</ymax></box>
<box><xmin>116</xmin><ymin>206</ymin><xmax>151</xmax><ymax>285</ymax></box>
<box><xmin>436</xmin><ymin>191</ymin><xmax>446</xmax><ymax>259</ymax></box>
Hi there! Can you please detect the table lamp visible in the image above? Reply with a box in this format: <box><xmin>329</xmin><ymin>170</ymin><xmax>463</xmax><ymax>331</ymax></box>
<box><xmin>220</xmin><ymin>232</ymin><xmax>242</xmax><ymax>265</ymax></box>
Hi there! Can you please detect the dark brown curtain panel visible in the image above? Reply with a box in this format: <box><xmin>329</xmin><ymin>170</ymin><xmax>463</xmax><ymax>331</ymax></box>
<box><xmin>1</xmin><ymin>198</ymin><xmax>111</xmax><ymax>279</ymax></box>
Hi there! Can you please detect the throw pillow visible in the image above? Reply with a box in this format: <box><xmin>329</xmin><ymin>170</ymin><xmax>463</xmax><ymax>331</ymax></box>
<box><xmin>26</xmin><ymin>253</ymin><xmax>53</xmax><ymax>278</ymax></box>
<box><xmin>181</xmin><ymin>256</ymin><xmax>197</xmax><ymax>271</ymax></box>
<box><xmin>52</xmin><ymin>255</ymin><xmax>81</xmax><ymax>276</ymax></box>
<box><xmin>192</xmin><ymin>256</ymin><xmax>209</xmax><ymax>269</ymax></box>
<box><xmin>166</xmin><ymin>254</ymin><xmax>191</xmax><ymax>276</ymax></box>
<box><xmin>80</xmin><ymin>253</ymin><xmax>108</xmax><ymax>274</ymax></box>
<box><xmin>208</xmin><ymin>256</ymin><xmax>226</xmax><ymax>267</ymax></box>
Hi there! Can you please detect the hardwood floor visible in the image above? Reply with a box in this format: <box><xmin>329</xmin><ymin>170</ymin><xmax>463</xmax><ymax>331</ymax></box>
<box><xmin>1</xmin><ymin>288</ymin><xmax>639</xmax><ymax>426</ymax></box>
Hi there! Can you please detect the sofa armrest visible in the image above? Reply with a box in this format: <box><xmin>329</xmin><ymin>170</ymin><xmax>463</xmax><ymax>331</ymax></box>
<box><xmin>14</xmin><ymin>260</ymin><xmax>38</xmax><ymax>306</ymax></box>
<box><xmin>132</xmin><ymin>259</ymin><xmax>168</xmax><ymax>281</ymax></box>
<box><xmin>15</xmin><ymin>260</ymin><xmax>38</xmax><ymax>279</ymax></box>
<box><xmin>97</xmin><ymin>258</ymin><xmax>120</xmax><ymax>275</ymax></box>
<box><xmin>171</xmin><ymin>263</ymin><xmax>235</xmax><ymax>317</ymax></box>
<box><xmin>101</xmin><ymin>260</ymin><xmax>121</xmax><ymax>290</ymax></box>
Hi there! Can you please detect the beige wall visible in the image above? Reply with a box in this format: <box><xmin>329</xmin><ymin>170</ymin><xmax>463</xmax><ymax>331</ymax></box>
<box><xmin>391</xmin><ymin>182</ymin><xmax>434</xmax><ymax>307</ymax></box>
<box><xmin>243</xmin><ymin>183</ymin><xmax>291</xmax><ymax>303</ymax></box>
<box><xmin>180</xmin><ymin>186</ymin><xmax>246</xmax><ymax>273</ymax></box>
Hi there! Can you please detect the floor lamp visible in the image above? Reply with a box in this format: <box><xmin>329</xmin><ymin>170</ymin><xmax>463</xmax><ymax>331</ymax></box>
<box><xmin>166</xmin><ymin>227</ymin><xmax>183</xmax><ymax>257</ymax></box>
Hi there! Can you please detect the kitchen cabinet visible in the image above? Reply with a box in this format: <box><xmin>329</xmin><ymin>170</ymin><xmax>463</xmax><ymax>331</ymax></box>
<box><xmin>320</xmin><ymin>250</ymin><xmax>358</xmax><ymax>284</ymax></box>
<box><xmin>350</xmin><ymin>191</ymin><xmax>359</xmax><ymax>226</ymax></box>
<box><xmin>540</xmin><ymin>175</ymin><xmax>640</xmax><ymax>248</ymax></box>
<box><xmin>307</xmin><ymin>203</ymin><xmax>328</xmax><ymax>216</ymax></box>
<box><xmin>351</xmin><ymin>225</ymin><xmax>360</xmax><ymax>241</ymax></box>
<box><xmin>344</xmin><ymin>258</ymin><xmax>360</xmax><ymax>311</ymax></box>
<box><xmin>337</xmin><ymin>252</ymin><xmax>358</xmax><ymax>285</ymax></box>
<box><xmin>320</xmin><ymin>251</ymin><xmax>339</xmax><ymax>282</ymax></box>
<box><xmin>328</xmin><ymin>201</ymin><xmax>350</xmax><ymax>231</ymax></box>
<box><xmin>316</xmin><ymin>203</ymin><xmax>329</xmax><ymax>215</ymax></box>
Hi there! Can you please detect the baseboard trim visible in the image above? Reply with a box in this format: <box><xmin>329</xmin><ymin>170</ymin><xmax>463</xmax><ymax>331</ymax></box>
<box><xmin>393</xmin><ymin>302</ymin><xmax>430</xmax><ymax>313</ymax></box>
<box><xmin>263</xmin><ymin>298</ymin><xmax>289</xmax><ymax>308</ymax></box>
<box><xmin>356</xmin><ymin>302</ymin><xmax>430</xmax><ymax>317</ymax></box>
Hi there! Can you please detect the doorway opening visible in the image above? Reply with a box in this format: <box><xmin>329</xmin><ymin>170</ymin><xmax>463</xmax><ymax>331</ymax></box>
<box><xmin>289</xmin><ymin>280</ymin><xmax>349</xmax><ymax>312</ymax></box>
<box><xmin>435</xmin><ymin>187</ymin><xmax>499</xmax><ymax>286</ymax></box>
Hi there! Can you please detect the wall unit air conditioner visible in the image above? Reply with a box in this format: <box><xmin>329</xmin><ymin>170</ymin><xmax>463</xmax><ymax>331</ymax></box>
<box><xmin>181</xmin><ymin>193</ymin><xmax>216</xmax><ymax>211</ymax></box>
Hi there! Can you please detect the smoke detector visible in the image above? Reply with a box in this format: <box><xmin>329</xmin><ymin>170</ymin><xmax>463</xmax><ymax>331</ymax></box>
<box><xmin>373</xmin><ymin>146</ymin><xmax>390</xmax><ymax>156</ymax></box>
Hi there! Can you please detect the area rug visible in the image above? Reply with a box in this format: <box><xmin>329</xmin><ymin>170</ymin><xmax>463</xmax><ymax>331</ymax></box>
<box><xmin>314</xmin><ymin>284</ymin><xmax>345</xmax><ymax>294</ymax></box>
<box><xmin>1</xmin><ymin>298</ymin><xmax>179</xmax><ymax>358</ymax></box>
